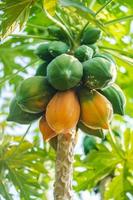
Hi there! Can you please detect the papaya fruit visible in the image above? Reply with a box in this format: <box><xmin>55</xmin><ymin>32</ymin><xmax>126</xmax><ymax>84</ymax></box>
<box><xmin>87</xmin><ymin>44</ymin><xmax>99</xmax><ymax>55</ymax></box>
<box><xmin>47</xmin><ymin>54</ymin><xmax>83</xmax><ymax>91</ymax></box>
<box><xmin>94</xmin><ymin>52</ymin><xmax>115</xmax><ymax>63</ymax></box>
<box><xmin>48</xmin><ymin>41</ymin><xmax>69</xmax><ymax>57</ymax></box>
<box><xmin>46</xmin><ymin>90</ymin><xmax>80</xmax><ymax>133</ymax></box>
<box><xmin>83</xmin><ymin>135</ymin><xmax>97</xmax><ymax>155</ymax></box>
<box><xmin>47</xmin><ymin>25</ymin><xmax>66</xmax><ymax>40</ymax></box>
<box><xmin>78</xmin><ymin>122</ymin><xmax>103</xmax><ymax>138</ymax></box>
<box><xmin>39</xmin><ymin>116</ymin><xmax>57</xmax><ymax>141</ymax></box>
<box><xmin>35</xmin><ymin>62</ymin><xmax>47</xmax><ymax>76</ymax></box>
<box><xmin>16</xmin><ymin>76</ymin><xmax>56</xmax><ymax>113</ymax></box>
<box><xmin>35</xmin><ymin>43</ymin><xmax>53</xmax><ymax>62</ymax></box>
<box><xmin>7</xmin><ymin>98</ymin><xmax>42</xmax><ymax>124</ymax></box>
<box><xmin>74</xmin><ymin>45</ymin><xmax>93</xmax><ymax>62</ymax></box>
<box><xmin>78</xmin><ymin>88</ymin><xmax>113</xmax><ymax>130</ymax></box>
<box><xmin>81</xmin><ymin>25</ymin><xmax>101</xmax><ymax>45</ymax></box>
<box><xmin>83</xmin><ymin>57</ymin><xmax>117</xmax><ymax>89</ymax></box>
<box><xmin>99</xmin><ymin>84</ymin><xmax>126</xmax><ymax>115</ymax></box>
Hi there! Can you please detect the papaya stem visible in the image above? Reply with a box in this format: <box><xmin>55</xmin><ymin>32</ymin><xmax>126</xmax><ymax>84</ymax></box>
<box><xmin>54</xmin><ymin>129</ymin><xmax>76</xmax><ymax>200</ymax></box>
<box><xmin>36</xmin><ymin>3</ymin><xmax>74</xmax><ymax>48</ymax></box>
<box><xmin>108</xmin><ymin>127</ymin><xmax>124</xmax><ymax>160</ymax></box>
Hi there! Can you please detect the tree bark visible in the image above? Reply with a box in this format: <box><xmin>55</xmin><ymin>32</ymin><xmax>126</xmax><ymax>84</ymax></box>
<box><xmin>54</xmin><ymin>129</ymin><xmax>76</xmax><ymax>200</ymax></box>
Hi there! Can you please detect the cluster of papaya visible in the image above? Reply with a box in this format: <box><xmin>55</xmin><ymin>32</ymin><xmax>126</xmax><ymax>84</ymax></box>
<box><xmin>7</xmin><ymin>25</ymin><xmax>126</xmax><ymax>146</ymax></box>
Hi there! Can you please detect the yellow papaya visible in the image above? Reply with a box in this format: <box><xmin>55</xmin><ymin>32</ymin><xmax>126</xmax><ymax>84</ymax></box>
<box><xmin>78</xmin><ymin>88</ymin><xmax>113</xmax><ymax>130</ymax></box>
<box><xmin>46</xmin><ymin>90</ymin><xmax>80</xmax><ymax>133</ymax></box>
<box><xmin>39</xmin><ymin>116</ymin><xmax>57</xmax><ymax>141</ymax></box>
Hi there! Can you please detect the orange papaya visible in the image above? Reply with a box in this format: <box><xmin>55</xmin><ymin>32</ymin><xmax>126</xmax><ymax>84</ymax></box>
<box><xmin>46</xmin><ymin>90</ymin><xmax>80</xmax><ymax>133</ymax></box>
<box><xmin>78</xmin><ymin>88</ymin><xmax>113</xmax><ymax>130</ymax></box>
<box><xmin>39</xmin><ymin>116</ymin><xmax>57</xmax><ymax>141</ymax></box>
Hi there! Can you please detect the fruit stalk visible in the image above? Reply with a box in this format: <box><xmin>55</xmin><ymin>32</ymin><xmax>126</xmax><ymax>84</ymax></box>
<box><xmin>54</xmin><ymin>129</ymin><xmax>76</xmax><ymax>200</ymax></box>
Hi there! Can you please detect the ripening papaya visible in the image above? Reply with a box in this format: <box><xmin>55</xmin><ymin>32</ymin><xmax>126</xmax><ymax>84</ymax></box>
<box><xmin>35</xmin><ymin>43</ymin><xmax>53</xmax><ymax>62</ymax></box>
<box><xmin>46</xmin><ymin>90</ymin><xmax>80</xmax><ymax>133</ymax></box>
<box><xmin>39</xmin><ymin>116</ymin><xmax>57</xmax><ymax>141</ymax></box>
<box><xmin>35</xmin><ymin>62</ymin><xmax>47</xmax><ymax>76</ymax></box>
<box><xmin>99</xmin><ymin>84</ymin><xmax>126</xmax><ymax>115</ymax></box>
<box><xmin>81</xmin><ymin>25</ymin><xmax>101</xmax><ymax>45</ymax></box>
<box><xmin>48</xmin><ymin>41</ymin><xmax>69</xmax><ymax>57</ymax></box>
<box><xmin>7</xmin><ymin>98</ymin><xmax>42</xmax><ymax>124</ymax></box>
<box><xmin>78</xmin><ymin>88</ymin><xmax>113</xmax><ymax>130</ymax></box>
<box><xmin>83</xmin><ymin>57</ymin><xmax>117</xmax><ymax>89</ymax></box>
<box><xmin>16</xmin><ymin>76</ymin><xmax>56</xmax><ymax>113</ymax></box>
<box><xmin>78</xmin><ymin>122</ymin><xmax>103</xmax><ymax>138</ymax></box>
<box><xmin>47</xmin><ymin>54</ymin><xmax>83</xmax><ymax>90</ymax></box>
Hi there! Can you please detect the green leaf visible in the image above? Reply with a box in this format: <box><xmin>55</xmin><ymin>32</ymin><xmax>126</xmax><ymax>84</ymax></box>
<box><xmin>1</xmin><ymin>0</ymin><xmax>35</xmax><ymax>39</ymax></box>
<box><xmin>104</xmin><ymin>164</ymin><xmax>133</xmax><ymax>200</ymax></box>
<box><xmin>74</xmin><ymin>142</ymin><xmax>120</xmax><ymax>191</ymax></box>
<box><xmin>0</xmin><ymin>135</ymin><xmax>55</xmax><ymax>200</ymax></box>
<box><xmin>0</xmin><ymin>180</ymin><xmax>13</xmax><ymax>200</ymax></box>
<box><xmin>59</xmin><ymin>0</ymin><xmax>95</xmax><ymax>16</ymax></box>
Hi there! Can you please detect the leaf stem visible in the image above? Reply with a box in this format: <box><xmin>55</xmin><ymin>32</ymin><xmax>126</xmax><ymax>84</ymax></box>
<box><xmin>27</xmin><ymin>23</ymin><xmax>48</xmax><ymax>30</ymax></box>
<box><xmin>9</xmin><ymin>124</ymin><xmax>32</xmax><ymax>160</ymax></box>
<box><xmin>36</xmin><ymin>3</ymin><xmax>74</xmax><ymax>47</ymax></box>
<box><xmin>95</xmin><ymin>0</ymin><xmax>113</xmax><ymax>16</ymax></box>
<box><xmin>99</xmin><ymin>45</ymin><xmax>133</xmax><ymax>57</ymax></box>
<box><xmin>104</xmin><ymin>15</ymin><xmax>133</xmax><ymax>26</ymax></box>
<box><xmin>108</xmin><ymin>127</ymin><xmax>124</xmax><ymax>160</ymax></box>
<box><xmin>55</xmin><ymin>11</ymin><xmax>74</xmax><ymax>38</ymax></box>
<box><xmin>10</xmin><ymin>34</ymin><xmax>56</xmax><ymax>40</ymax></box>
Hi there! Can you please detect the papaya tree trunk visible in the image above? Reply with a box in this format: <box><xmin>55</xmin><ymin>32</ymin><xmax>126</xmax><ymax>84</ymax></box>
<box><xmin>54</xmin><ymin>129</ymin><xmax>76</xmax><ymax>200</ymax></box>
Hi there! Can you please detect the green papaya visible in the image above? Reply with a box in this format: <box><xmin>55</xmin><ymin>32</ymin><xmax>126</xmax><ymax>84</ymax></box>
<box><xmin>74</xmin><ymin>45</ymin><xmax>94</xmax><ymax>62</ymax></box>
<box><xmin>35</xmin><ymin>62</ymin><xmax>47</xmax><ymax>76</ymax></box>
<box><xmin>16</xmin><ymin>76</ymin><xmax>56</xmax><ymax>113</ymax></box>
<box><xmin>7</xmin><ymin>98</ymin><xmax>42</xmax><ymax>124</ymax></box>
<box><xmin>99</xmin><ymin>84</ymin><xmax>126</xmax><ymax>115</ymax></box>
<box><xmin>87</xmin><ymin>44</ymin><xmax>99</xmax><ymax>55</ymax></box>
<box><xmin>83</xmin><ymin>135</ymin><xmax>97</xmax><ymax>155</ymax></box>
<box><xmin>83</xmin><ymin>57</ymin><xmax>117</xmax><ymax>89</ymax></box>
<box><xmin>78</xmin><ymin>122</ymin><xmax>103</xmax><ymax>138</ymax></box>
<box><xmin>47</xmin><ymin>25</ymin><xmax>66</xmax><ymax>40</ymax></box>
<box><xmin>47</xmin><ymin>54</ymin><xmax>83</xmax><ymax>90</ymax></box>
<box><xmin>48</xmin><ymin>41</ymin><xmax>69</xmax><ymax>57</ymax></box>
<box><xmin>81</xmin><ymin>25</ymin><xmax>101</xmax><ymax>45</ymax></box>
<box><xmin>35</xmin><ymin>43</ymin><xmax>53</xmax><ymax>62</ymax></box>
<box><xmin>94</xmin><ymin>52</ymin><xmax>116</xmax><ymax>63</ymax></box>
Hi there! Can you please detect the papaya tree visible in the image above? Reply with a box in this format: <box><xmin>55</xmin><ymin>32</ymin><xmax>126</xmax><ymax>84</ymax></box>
<box><xmin>0</xmin><ymin>0</ymin><xmax>133</xmax><ymax>200</ymax></box>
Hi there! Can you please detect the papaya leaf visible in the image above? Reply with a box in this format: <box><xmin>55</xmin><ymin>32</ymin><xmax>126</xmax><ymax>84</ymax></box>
<box><xmin>74</xmin><ymin>142</ymin><xmax>121</xmax><ymax>191</ymax></box>
<box><xmin>0</xmin><ymin>135</ymin><xmax>55</xmax><ymax>200</ymax></box>
<box><xmin>59</xmin><ymin>0</ymin><xmax>95</xmax><ymax>16</ymax></box>
<box><xmin>59</xmin><ymin>0</ymin><xmax>107</xmax><ymax>34</ymax></box>
<box><xmin>43</xmin><ymin>0</ymin><xmax>58</xmax><ymax>16</ymax></box>
<box><xmin>1</xmin><ymin>0</ymin><xmax>35</xmax><ymax>39</ymax></box>
<box><xmin>104</xmin><ymin>164</ymin><xmax>133</xmax><ymax>200</ymax></box>
<box><xmin>0</xmin><ymin>180</ymin><xmax>13</xmax><ymax>200</ymax></box>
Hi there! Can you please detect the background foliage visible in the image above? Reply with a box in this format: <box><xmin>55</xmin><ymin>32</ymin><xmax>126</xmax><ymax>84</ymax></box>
<box><xmin>0</xmin><ymin>0</ymin><xmax>133</xmax><ymax>199</ymax></box>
